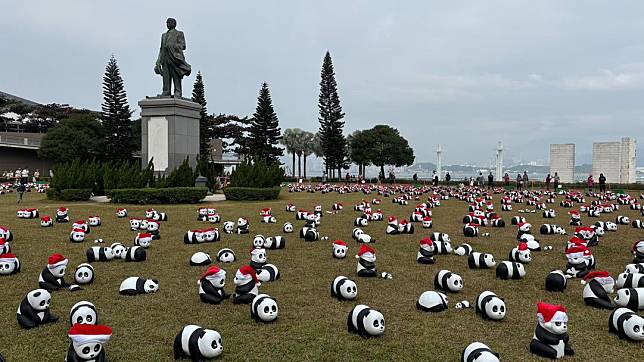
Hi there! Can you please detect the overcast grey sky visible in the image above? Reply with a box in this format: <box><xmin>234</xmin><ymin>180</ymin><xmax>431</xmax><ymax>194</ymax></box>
<box><xmin>2</xmin><ymin>1</ymin><xmax>643</xmax><ymax>165</ymax></box>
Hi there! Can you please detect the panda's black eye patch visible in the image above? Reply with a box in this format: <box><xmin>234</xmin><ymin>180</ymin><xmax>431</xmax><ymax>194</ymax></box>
<box><xmin>211</xmin><ymin>340</ymin><xmax>218</xmax><ymax>349</ymax></box>
<box><xmin>82</xmin><ymin>347</ymin><xmax>90</xmax><ymax>354</ymax></box>
<box><xmin>555</xmin><ymin>322</ymin><xmax>561</xmax><ymax>326</ymax></box>
<box><xmin>271</xmin><ymin>305</ymin><xmax>277</xmax><ymax>312</ymax></box>
<box><xmin>373</xmin><ymin>320</ymin><xmax>379</xmax><ymax>327</ymax></box>
<box><xmin>264</xmin><ymin>306</ymin><xmax>269</xmax><ymax>313</ymax></box>
<box><xmin>77</xmin><ymin>316</ymin><xmax>83</xmax><ymax>323</ymax></box>
<box><xmin>94</xmin><ymin>344</ymin><xmax>100</xmax><ymax>352</ymax></box>
<box><xmin>492</xmin><ymin>306</ymin><xmax>498</xmax><ymax>312</ymax></box>
<box><xmin>40</xmin><ymin>300</ymin><xmax>46</xmax><ymax>306</ymax></box>
<box><xmin>500</xmin><ymin>306</ymin><xmax>505</xmax><ymax>312</ymax></box>
<box><xmin>634</xmin><ymin>326</ymin><xmax>640</xmax><ymax>333</ymax></box>
<box><xmin>87</xmin><ymin>315</ymin><xmax>93</xmax><ymax>322</ymax></box>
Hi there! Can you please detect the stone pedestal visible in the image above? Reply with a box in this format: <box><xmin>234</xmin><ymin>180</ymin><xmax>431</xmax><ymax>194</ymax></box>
<box><xmin>139</xmin><ymin>97</ymin><xmax>201</xmax><ymax>174</ymax></box>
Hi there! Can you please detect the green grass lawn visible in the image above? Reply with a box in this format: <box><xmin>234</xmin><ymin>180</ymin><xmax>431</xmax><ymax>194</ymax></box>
<box><xmin>0</xmin><ymin>188</ymin><xmax>643</xmax><ymax>361</ymax></box>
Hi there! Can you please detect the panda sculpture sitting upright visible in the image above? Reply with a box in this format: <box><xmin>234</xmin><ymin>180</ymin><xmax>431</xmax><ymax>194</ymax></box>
<box><xmin>198</xmin><ymin>265</ymin><xmax>230</xmax><ymax>304</ymax></box>
<box><xmin>233</xmin><ymin>265</ymin><xmax>260</xmax><ymax>304</ymax></box>
<box><xmin>65</xmin><ymin>323</ymin><xmax>112</xmax><ymax>362</ymax></box>
<box><xmin>17</xmin><ymin>288</ymin><xmax>59</xmax><ymax>329</ymax></box>
<box><xmin>529</xmin><ymin>302</ymin><xmax>574</xmax><ymax>359</ymax></box>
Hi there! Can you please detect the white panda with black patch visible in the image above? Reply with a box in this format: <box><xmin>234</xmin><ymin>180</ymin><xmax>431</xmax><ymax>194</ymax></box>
<box><xmin>110</xmin><ymin>243</ymin><xmax>126</xmax><ymax>260</ymax></box>
<box><xmin>614</xmin><ymin>288</ymin><xmax>644</xmax><ymax>310</ymax></box>
<box><xmin>233</xmin><ymin>265</ymin><xmax>261</xmax><ymax>304</ymax></box>
<box><xmin>303</xmin><ymin>227</ymin><xmax>319</xmax><ymax>242</ymax></box>
<box><xmin>87</xmin><ymin>215</ymin><xmax>101</xmax><ymax>227</ymax></box>
<box><xmin>347</xmin><ymin>304</ymin><xmax>385</xmax><ymax>337</ymax></box>
<box><xmin>283</xmin><ymin>222</ymin><xmax>293</xmax><ymax>233</ymax></box>
<box><xmin>222</xmin><ymin>221</ymin><xmax>235</xmax><ymax>234</ymax></box>
<box><xmin>355</xmin><ymin>217</ymin><xmax>368</xmax><ymax>227</ymax></box>
<box><xmin>608</xmin><ymin>308</ymin><xmax>644</xmax><ymax>342</ymax></box>
<box><xmin>249</xmin><ymin>248</ymin><xmax>267</xmax><ymax>271</ymax></box>
<box><xmin>496</xmin><ymin>261</ymin><xmax>526</xmax><ymax>280</ymax></box>
<box><xmin>453</xmin><ymin>243</ymin><xmax>473</xmax><ymax>256</ymax></box>
<box><xmin>633</xmin><ymin>220</ymin><xmax>644</xmax><ymax>229</ymax></box>
<box><xmin>251</xmin><ymin>294</ymin><xmax>279</xmax><ymax>323</ymax></box>
<box><xmin>124</xmin><ymin>246</ymin><xmax>146</xmax><ymax>262</ymax></box>
<box><xmin>252</xmin><ymin>235</ymin><xmax>265</xmax><ymax>249</ymax></box>
<box><xmin>183</xmin><ymin>229</ymin><xmax>206</xmax><ymax>244</ymax></box>
<box><xmin>203</xmin><ymin>228</ymin><xmax>219</xmax><ymax>243</ymax></box>
<box><xmin>0</xmin><ymin>253</ymin><xmax>20</xmax><ymax>275</ymax></box>
<box><xmin>625</xmin><ymin>264</ymin><xmax>644</xmax><ymax>274</ymax></box>
<box><xmin>352</xmin><ymin>227</ymin><xmax>364</xmax><ymax>240</ymax></box>
<box><xmin>86</xmin><ymin>246</ymin><xmax>114</xmax><ymax>263</ymax></box>
<box><xmin>417</xmin><ymin>238</ymin><xmax>436</xmax><ymax>264</ymax></box>
<box><xmin>616</xmin><ymin>272</ymin><xmax>644</xmax><ymax>289</ymax></box>
<box><xmin>595</xmin><ymin>221</ymin><xmax>617</xmax><ymax>232</ymax></box>
<box><xmin>39</xmin><ymin>253</ymin><xmax>71</xmax><ymax>291</ymax></box>
<box><xmin>468</xmin><ymin>252</ymin><xmax>496</xmax><ymax>269</ymax></box>
<box><xmin>0</xmin><ymin>226</ymin><xmax>13</xmax><ymax>241</ymax></box>
<box><xmin>74</xmin><ymin>264</ymin><xmax>94</xmax><ymax>285</ymax></box>
<box><xmin>0</xmin><ymin>238</ymin><xmax>10</xmax><ymax>254</ymax></box>
<box><xmin>461</xmin><ymin>342</ymin><xmax>500</xmax><ymax>362</ymax></box>
<box><xmin>433</xmin><ymin>240</ymin><xmax>453</xmax><ymax>255</ymax></box>
<box><xmin>198</xmin><ymin>265</ymin><xmax>230</xmax><ymax>304</ymax></box>
<box><xmin>582</xmin><ymin>271</ymin><xmax>615</xmax><ymax>309</ymax></box>
<box><xmin>331</xmin><ymin>276</ymin><xmax>357</xmax><ymax>301</ymax></box>
<box><xmin>616</xmin><ymin>215</ymin><xmax>630</xmax><ymax>225</ymax></box>
<box><xmin>262</xmin><ymin>236</ymin><xmax>285</xmax><ymax>250</ymax></box>
<box><xmin>417</xmin><ymin>291</ymin><xmax>448</xmax><ymax>312</ymax></box>
<box><xmin>173</xmin><ymin>325</ymin><xmax>223</xmax><ymax>360</ymax></box>
<box><xmin>543</xmin><ymin>209</ymin><xmax>556</xmax><ymax>218</ymax></box>
<box><xmin>16</xmin><ymin>289</ymin><xmax>58</xmax><ymax>329</ymax></box>
<box><xmin>236</xmin><ymin>217</ymin><xmax>249</xmax><ymax>234</ymax></box>
<box><xmin>216</xmin><ymin>248</ymin><xmax>236</xmax><ymax>263</ymax></box>
<box><xmin>545</xmin><ymin>270</ymin><xmax>567</xmax><ymax>292</ymax></box>
<box><xmin>65</xmin><ymin>323</ymin><xmax>112</xmax><ymax>362</ymax></box>
<box><xmin>257</xmin><ymin>264</ymin><xmax>280</xmax><ymax>282</ymax></box>
<box><xmin>422</xmin><ymin>217</ymin><xmax>433</xmax><ymax>229</ymax></box>
<box><xmin>508</xmin><ymin>243</ymin><xmax>531</xmax><ymax>263</ymax></box>
<box><xmin>118</xmin><ymin>277</ymin><xmax>159</xmax><ymax>295</ymax></box>
<box><xmin>333</xmin><ymin>240</ymin><xmax>348</xmax><ymax>259</ymax></box>
<box><xmin>70</xmin><ymin>228</ymin><xmax>86</xmax><ymax>243</ymax></box>
<box><xmin>190</xmin><ymin>252</ymin><xmax>211</xmax><ymax>266</ymax></box>
<box><xmin>529</xmin><ymin>302</ymin><xmax>574</xmax><ymax>359</ymax></box>
<box><xmin>115</xmin><ymin>208</ymin><xmax>127</xmax><ymax>218</ymax></box>
<box><xmin>357</xmin><ymin>233</ymin><xmax>374</xmax><ymax>244</ymax></box>
<box><xmin>475</xmin><ymin>291</ymin><xmax>506</xmax><ymax>320</ymax></box>
<box><xmin>69</xmin><ymin>301</ymin><xmax>97</xmax><ymax>326</ymax></box>
<box><xmin>207</xmin><ymin>213</ymin><xmax>220</xmax><ymax>224</ymax></box>
<box><xmin>490</xmin><ymin>218</ymin><xmax>505</xmax><ymax>227</ymax></box>
<box><xmin>434</xmin><ymin>270</ymin><xmax>463</xmax><ymax>292</ymax></box>
<box><xmin>463</xmin><ymin>223</ymin><xmax>479</xmax><ymax>237</ymax></box>
<box><xmin>40</xmin><ymin>216</ymin><xmax>53</xmax><ymax>227</ymax></box>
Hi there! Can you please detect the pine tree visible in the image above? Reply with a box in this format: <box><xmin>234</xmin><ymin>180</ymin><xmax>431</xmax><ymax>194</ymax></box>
<box><xmin>101</xmin><ymin>55</ymin><xmax>134</xmax><ymax>161</ymax></box>
<box><xmin>191</xmin><ymin>71</ymin><xmax>210</xmax><ymax>158</ymax></box>
<box><xmin>318</xmin><ymin>51</ymin><xmax>347</xmax><ymax>178</ymax></box>
<box><xmin>248</xmin><ymin>82</ymin><xmax>283</xmax><ymax>163</ymax></box>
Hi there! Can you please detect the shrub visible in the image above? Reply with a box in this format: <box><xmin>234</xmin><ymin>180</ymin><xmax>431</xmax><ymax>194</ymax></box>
<box><xmin>107</xmin><ymin>187</ymin><xmax>207</xmax><ymax>204</ymax></box>
<box><xmin>229</xmin><ymin>159</ymin><xmax>284</xmax><ymax>188</ymax></box>
<box><xmin>223</xmin><ymin>186</ymin><xmax>281</xmax><ymax>201</ymax></box>
<box><xmin>154</xmin><ymin>158</ymin><xmax>195</xmax><ymax>188</ymax></box>
<box><xmin>46</xmin><ymin>188</ymin><xmax>92</xmax><ymax>201</ymax></box>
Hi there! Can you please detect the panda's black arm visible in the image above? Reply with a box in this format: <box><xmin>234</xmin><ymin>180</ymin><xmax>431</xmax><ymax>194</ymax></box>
<box><xmin>43</xmin><ymin>311</ymin><xmax>59</xmax><ymax>323</ymax></box>
<box><xmin>173</xmin><ymin>331</ymin><xmax>185</xmax><ymax>359</ymax></box>
<box><xmin>200</xmin><ymin>293</ymin><xmax>223</xmax><ymax>304</ymax></box>
<box><xmin>39</xmin><ymin>281</ymin><xmax>61</xmax><ymax>291</ymax></box>
<box><xmin>16</xmin><ymin>314</ymin><xmax>36</xmax><ymax>329</ymax></box>
<box><xmin>563</xmin><ymin>335</ymin><xmax>574</xmax><ymax>356</ymax></box>
<box><xmin>529</xmin><ymin>339</ymin><xmax>557</xmax><ymax>359</ymax></box>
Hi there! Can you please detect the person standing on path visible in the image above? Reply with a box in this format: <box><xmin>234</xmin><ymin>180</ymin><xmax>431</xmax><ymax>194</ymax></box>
<box><xmin>599</xmin><ymin>173</ymin><xmax>606</xmax><ymax>193</ymax></box>
<box><xmin>522</xmin><ymin>171</ymin><xmax>529</xmax><ymax>190</ymax></box>
<box><xmin>487</xmin><ymin>172</ymin><xmax>494</xmax><ymax>190</ymax></box>
<box><xmin>545</xmin><ymin>174</ymin><xmax>551</xmax><ymax>190</ymax></box>
<box><xmin>516</xmin><ymin>173</ymin><xmax>523</xmax><ymax>191</ymax></box>
<box><xmin>587</xmin><ymin>174</ymin><xmax>594</xmax><ymax>193</ymax></box>
<box><xmin>503</xmin><ymin>173</ymin><xmax>510</xmax><ymax>187</ymax></box>
<box><xmin>445</xmin><ymin>172</ymin><xmax>451</xmax><ymax>184</ymax></box>
<box><xmin>16</xmin><ymin>182</ymin><xmax>26</xmax><ymax>203</ymax></box>
<box><xmin>553</xmin><ymin>172</ymin><xmax>560</xmax><ymax>191</ymax></box>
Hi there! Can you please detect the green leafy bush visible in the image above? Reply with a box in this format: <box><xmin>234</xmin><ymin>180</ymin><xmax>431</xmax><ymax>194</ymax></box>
<box><xmin>223</xmin><ymin>186</ymin><xmax>281</xmax><ymax>200</ymax></box>
<box><xmin>229</xmin><ymin>159</ymin><xmax>284</xmax><ymax>188</ymax></box>
<box><xmin>46</xmin><ymin>188</ymin><xmax>92</xmax><ymax>201</ymax></box>
<box><xmin>154</xmin><ymin>158</ymin><xmax>196</xmax><ymax>188</ymax></box>
<box><xmin>107</xmin><ymin>187</ymin><xmax>207</xmax><ymax>204</ymax></box>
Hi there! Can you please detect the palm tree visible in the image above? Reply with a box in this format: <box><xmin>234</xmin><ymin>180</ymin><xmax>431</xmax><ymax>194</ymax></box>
<box><xmin>281</xmin><ymin>128</ymin><xmax>302</xmax><ymax>177</ymax></box>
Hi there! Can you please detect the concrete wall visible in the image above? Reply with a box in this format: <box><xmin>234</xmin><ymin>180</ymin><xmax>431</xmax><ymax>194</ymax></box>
<box><xmin>592</xmin><ymin>142</ymin><xmax>621</xmax><ymax>183</ymax></box>
<box><xmin>620</xmin><ymin>137</ymin><xmax>637</xmax><ymax>183</ymax></box>
<box><xmin>0</xmin><ymin>147</ymin><xmax>53</xmax><ymax>175</ymax></box>
<box><xmin>549</xmin><ymin>144</ymin><xmax>575</xmax><ymax>183</ymax></box>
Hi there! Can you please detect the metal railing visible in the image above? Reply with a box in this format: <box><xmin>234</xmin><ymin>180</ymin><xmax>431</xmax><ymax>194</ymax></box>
<box><xmin>0</xmin><ymin>134</ymin><xmax>41</xmax><ymax>148</ymax></box>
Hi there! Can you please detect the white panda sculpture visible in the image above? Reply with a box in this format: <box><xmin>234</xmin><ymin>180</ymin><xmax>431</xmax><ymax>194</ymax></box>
<box><xmin>74</xmin><ymin>263</ymin><xmax>95</xmax><ymax>285</ymax></box>
<box><xmin>264</xmin><ymin>236</ymin><xmax>285</xmax><ymax>250</ymax></box>
<box><xmin>123</xmin><ymin>246</ymin><xmax>146</xmax><ymax>262</ymax></box>
<box><xmin>0</xmin><ymin>253</ymin><xmax>20</xmax><ymax>275</ymax></box>
<box><xmin>333</xmin><ymin>240</ymin><xmax>348</xmax><ymax>259</ymax></box>
<box><xmin>173</xmin><ymin>325</ymin><xmax>223</xmax><ymax>360</ymax></box>
<box><xmin>250</xmin><ymin>294</ymin><xmax>279</xmax><ymax>323</ymax></box>
<box><xmin>417</xmin><ymin>291</ymin><xmax>448</xmax><ymax>312</ymax></box>
<box><xmin>468</xmin><ymin>252</ymin><xmax>496</xmax><ymax>269</ymax></box>
<box><xmin>461</xmin><ymin>342</ymin><xmax>500</xmax><ymax>362</ymax></box>
<box><xmin>110</xmin><ymin>243</ymin><xmax>126</xmax><ymax>260</ymax></box>
<box><xmin>69</xmin><ymin>301</ymin><xmax>97</xmax><ymax>326</ymax></box>
<box><xmin>496</xmin><ymin>261</ymin><xmax>526</xmax><ymax>280</ymax></box>
<box><xmin>190</xmin><ymin>252</ymin><xmax>211</xmax><ymax>266</ymax></box>
<box><xmin>545</xmin><ymin>270</ymin><xmax>568</xmax><ymax>292</ymax></box>
<box><xmin>453</xmin><ymin>243</ymin><xmax>473</xmax><ymax>256</ymax></box>
<box><xmin>616</xmin><ymin>272</ymin><xmax>644</xmax><ymax>289</ymax></box>
<box><xmin>475</xmin><ymin>291</ymin><xmax>506</xmax><ymax>320</ymax></box>
<box><xmin>118</xmin><ymin>277</ymin><xmax>159</xmax><ymax>296</ymax></box>
<box><xmin>608</xmin><ymin>308</ymin><xmax>644</xmax><ymax>342</ymax></box>
<box><xmin>434</xmin><ymin>270</ymin><xmax>463</xmax><ymax>293</ymax></box>
<box><xmin>86</xmin><ymin>246</ymin><xmax>114</xmax><ymax>263</ymax></box>
<box><xmin>582</xmin><ymin>271</ymin><xmax>615</xmax><ymax>309</ymax></box>
<box><xmin>216</xmin><ymin>248</ymin><xmax>236</xmax><ymax>263</ymax></box>
<box><xmin>347</xmin><ymin>304</ymin><xmax>385</xmax><ymax>337</ymax></box>
<box><xmin>331</xmin><ymin>276</ymin><xmax>358</xmax><ymax>301</ymax></box>
<box><xmin>65</xmin><ymin>323</ymin><xmax>112</xmax><ymax>362</ymax></box>
<box><xmin>17</xmin><ymin>289</ymin><xmax>58</xmax><ymax>329</ymax></box>
<box><xmin>508</xmin><ymin>243</ymin><xmax>531</xmax><ymax>264</ymax></box>
<box><xmin>257</xmin><ymin>264</ymin><xmax>280</xmax><ymax>282</ymax></box>
<box><xmin>529</xmin><ymin>302</ymin><xmax>574</xmax><ymax>359</ymax></box>
<box><xmin>283</xmin><ymin>222</ymin><xmax>294</xmax><ymax>233</ymax></box>
<box><xmin>614</xmin><ymin>288</ymin><xmax>644</xmax><ymax>310</ymax></box>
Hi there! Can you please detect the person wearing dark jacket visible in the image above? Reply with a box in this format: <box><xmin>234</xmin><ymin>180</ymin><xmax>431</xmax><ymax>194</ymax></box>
<box><xmin>598</xmin><ymin>173</ymin><xmax>606</xmax><ymax>193</ymax></box>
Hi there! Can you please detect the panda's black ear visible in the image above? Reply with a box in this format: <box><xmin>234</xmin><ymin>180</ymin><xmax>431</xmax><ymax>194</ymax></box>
<box><xmin>34</xmin><ymin>292</ymin><xmax>41</xmax><ymax>297</ymax></box>
<box><xmin>152</xmin><ymin>279</ymin><xmax>159</xmax><ymax>283</ymax></box>
<box><xmin>199</xmin><ymin>330</ymin><xmax>206</xmax><ymax>338</ymax></box>
<box><xmin>493</xmin><ymin>352</ymin><xmax>500</xmax><ymax>357</ymax></box>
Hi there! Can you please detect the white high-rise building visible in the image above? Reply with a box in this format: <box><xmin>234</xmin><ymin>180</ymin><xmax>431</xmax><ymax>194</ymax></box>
<box><xmin>549</xmin><ymin>144</ymin><xmax>575</xmax><ymax>183</ymax></box>
<box><xmin>495</xmin><ymin>141</ymin><xmax>503</xmax><ymax>181</ymax></box>
<box><xmin>436</xmin><ymin>144</ymin><xmax>442</xmax><ymax>181</ymax></box>
<box><xmin>592</xmin><ymin>137</ymin><xmax>637</xmax><ymax>183</ymax></box>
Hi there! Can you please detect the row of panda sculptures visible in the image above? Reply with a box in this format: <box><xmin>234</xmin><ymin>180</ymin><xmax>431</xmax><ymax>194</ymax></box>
<box><xmin>2</xmin><ymin>185</ymin><xmax>644</xmax><ymax>360</ymax></box>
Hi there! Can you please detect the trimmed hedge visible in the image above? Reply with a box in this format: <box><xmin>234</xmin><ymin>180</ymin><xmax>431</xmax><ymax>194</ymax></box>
<box><xmin>46</xmin><ymin>188</ymin><xmax>92</xmax><ymax>201</ymax></box>
<box><xmin>107</xmin><ymin>187</ymin><xmax>207</xmax><ymax>204</ymax></box>
<box><xmin>223</xmin><ymin>186</ymin><xmax>281</xmax><ymax>201</ymax></box>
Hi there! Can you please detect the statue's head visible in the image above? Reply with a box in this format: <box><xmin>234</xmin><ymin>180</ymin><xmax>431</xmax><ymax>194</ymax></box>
<box><xmin>166</xmin><ymin>18</ymin><xmax>177</xmax><ymax>30</ymax></box>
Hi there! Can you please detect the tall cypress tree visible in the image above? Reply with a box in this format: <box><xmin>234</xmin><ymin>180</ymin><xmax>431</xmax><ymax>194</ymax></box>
<box><xmin>318</xmin><ymin>51</ymin><xmax>347</xmax><ymax>178</ymax></box>
<box><xmin>101</xmin><ymin>55</ymin><xmax>134</xmax><ymax>161</ymax></box>
<box><xmin>248</xmin><ymin>82</ymin><xmax>283</xmax><ymax>163</ymax></box>
<box><xmin>191</xmin><ymin>71</ymin><xmax>210</xmax><ymax>158</ymax></box>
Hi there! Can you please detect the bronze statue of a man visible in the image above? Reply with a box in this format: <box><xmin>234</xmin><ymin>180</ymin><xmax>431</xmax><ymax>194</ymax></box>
<box><xmin>155</xmin><ymin>18</ymin><xmax>191</xmax><ymax>97</ymax></box>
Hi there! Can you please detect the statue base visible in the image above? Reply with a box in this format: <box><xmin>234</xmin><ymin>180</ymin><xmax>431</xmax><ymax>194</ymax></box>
<box><xmin>139</xmin><ymin>96</ymin><xmax>201</xmax><ymax>174</ymax></box>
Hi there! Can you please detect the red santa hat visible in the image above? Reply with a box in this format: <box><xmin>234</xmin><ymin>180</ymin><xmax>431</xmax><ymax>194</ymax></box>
<box><xmin>536</xmin><ymin>302</ymin><xmax>568</xmax><ymax>324</ymax></box>
<box><xmin>387</xmin><ymin>216</ymin><xmax>397</xmax><ymax>223</ymax></box>
<box><xmin>41</xmin><ymin>216</ymin><xmax>51</xmax><ymax>222</ymax></box>
<box><xmin>200</xmin><ymin>265</ymin><xmax>226</xmax><ymax>282</ymax></box>
<box><xmin>72</xmin><ymin>228</ymin><xmax>85</xmax><ymax>234</ymax></box>
<box><xmin>236</xmin><ymin>265</ymin><xmax>259</xmax><ymax>284</ymax></box>
<box><xmin>333</xmin><ymin>240</ymin><xmax>347</xmax><ymax>248</ymax></box>
<box><xmin>631</xmin><ymin>240</ymin><xmax>644</xmax><ymax>254</ymax></box>
<box><xmin>517</xmin><ymin>222</ymin><xmax>531</xmax><ymax>229</ymax></box>
<box><xmin>261</xmin><ymin>207</ymin><xmax>272</xmax><ymax>213</ymax></box>
<box><xmin>400</xmin><ymin>219</ymin><xmax>409</xmax><ymax>225</ymax></box>
<box><xmin>48</xmin><ymin>253</ymin><xmax>68</xmax><ymax>268</ymax></box>
<box><xmin>355</xmin><ymin>244</ymin><xmax>376</xmax><ymax>259</ymax></box>
<box><xmin>117</xmin><ymin>208</ymin><xmax>126</xmax><ymax>212</ymax></box>
<box><xmin>565</xmin><ymin>245</ymin><xmax>592</xmax><ymax>259</ymax></box>
<box><xmin>0</xmin><ymin>238</ymin><xmax>6</xmax><ymax>246</ymax></box>
<box><xmin>568</xmin><ymin>210</ymin><xmax>580</xmax><ymax>216</ymax></box>
<box><xmin>568</xmin><ymin>236</ymin><xmax>587</xmax><ymax>246</ymax></box>
<box><xmin>68</xmin><ymin>323</ymin><xmax>112</xmax><ymax>346</ymax></box>
<box><xmin>517</xmin><ymin>242</ymin><xmax>528</xmax><ymax>251</ymax></box>
<box><xmin>581</xmin><ymin>271</ymin><xmax>614</xmax><ymax>285</ymax></box>
<box><xmin>137</xmin><ymin>232</ymin><xmax>152</xmax><ymax>240</ymax></box>
<box><xmin>74</xmin><ymin>220</ymin><xmax>86</xmax><ymax>225</ymax></box>
<box><xmin>419</xmin><ymin>238</ymin><xmax>434</xmax><ymax>249</ymax></box>
<box><xmin>575</xmin><ymin>226</ymin><xmax>594</xmax><ymax>233</ymax></box>
<box><xmin>129</xmin><ymin>217</ymin><xmax>141</xmax><ymax>221</ymax></box>
<box><xmin>146</xmin><ymin>208</ymin><xmax>155</xmax><ymax>213</ymax></box>
<box><xmin>0</xmin><ymin>253</ymin><xmax>17</xmax><ymax>263</ymax></box>
<box><xmin>423</xmin><ymin>216</ymin><xmax>432</xmax><ymax>222</ymax></box>
<box><xmin>58</xmin><ymin>207</ymin><xmax>68</xmax><ymax>213</ymax></box>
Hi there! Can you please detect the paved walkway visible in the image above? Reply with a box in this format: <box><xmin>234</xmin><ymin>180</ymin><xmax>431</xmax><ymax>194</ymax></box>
<box><xmin>89</xmin><ymin>194</ymin><xmax>226</xmax><ymax>203</ymax></box>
